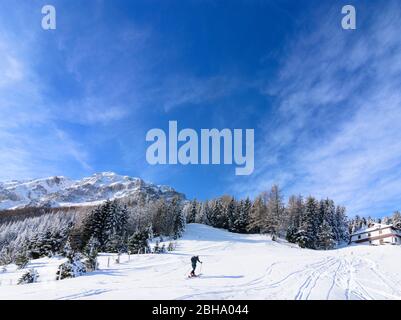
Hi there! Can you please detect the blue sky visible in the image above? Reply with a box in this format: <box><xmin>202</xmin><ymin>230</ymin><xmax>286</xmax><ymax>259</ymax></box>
<box><xmin>1</xmin><ymin>0</ymin><xmax>401</xmax><ymax>217</ymax></box>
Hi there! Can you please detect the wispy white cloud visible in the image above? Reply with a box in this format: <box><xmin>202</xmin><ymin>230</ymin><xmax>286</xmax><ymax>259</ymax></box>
<box><xmin>236</xmin><ymin>2</ymin><xmax>401</xmax><ymax>217</ymax></box>
<box><xmin>0</xmin><ymin>2</ymin><xmax>159</xmax><ymax>181</ymax></box>
<box><xmin>0</xmin><ymin>55</ymin><xmax>23</xmax><ymax>86</ymax></box>
<box><xmin>0</xmin><ymin>6</ymin><xmax>93</xmax><ymax>180</ymax></box>
<box><xmin>54</xmin><ymin>129</ymin><xmax>92</xmax><ymax>171</ymax></box>
<box><xmin>155</xmin><ymin>75</ymin><xmax>244</xmax><ymax>112</ymax></box>
<box><xmin>64</xmin><ymin>99</ymin><xmax>128</xmax><ymax>125</ymax></box>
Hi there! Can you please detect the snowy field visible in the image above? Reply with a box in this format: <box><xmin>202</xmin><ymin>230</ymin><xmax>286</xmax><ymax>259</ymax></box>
<box><xmin>0</xmin><ymin>224</ymin><xmax>400</xmax><ymax>300</ymax></box>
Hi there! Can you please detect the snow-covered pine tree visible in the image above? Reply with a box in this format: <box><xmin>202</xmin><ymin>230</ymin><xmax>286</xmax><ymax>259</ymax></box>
<box><xmin>42</xmin><ymin>230</ymin><xmax>55</xmax><ymax>257</ymax></box>
<box><xmin>241</xmin><ymin>198</ymin><xmax>252</xmax><ymax>233</ymax></box>
<box><xmin>324</xmin><ymin>199</ymin><xmax>337</xmax><ymax>239</ymax></box>
<box><xmin>169</xmin><ymin>197</ymin><xmax>185</xmax><ymax>239</ymax></box>
<box><xmin>81</xmin><ymin>204</ymin><xmax>107</xmax><ymax>250</ymax></box>
<box><xmin>294</xmin><ymin>225</ymin><xmax>308</xmax><ymax>248</ymax></box>
<box><xmin>18</xmin><ymin>269</ymin><xmax>39</xmax><ymax>285</ymax></box>
<box><xmin>62</xmin><ymin>239</ymin><xmax>74</xmax><ymax>260</ymax></box>
<box><xmin>392</xmin><ymin>211</ymin><xmax>401</xmax><ymax>228</ymax></box>
<box><xmin>15</xmin><ymin>252</ymin><xmax>29</xmax><ymax>269</ymax></box>
<box><xmin>206</xmin><ymin>199</ymin><xmax>217</xmax><ymax>228</ymax></box>
<box><xmin>84</xmin><ymin>236</ymin><xmax>100</xmax><ymax>271</ymax></box>
<box><xmin>182</xmin><ymin>202</ymin><xmax>191</xmax><ymax>224</ymax></box>
<box><xmin>173</xmin><ymin>209</ymin><xmax>185</xmax><ymax>239</ymax></box>
<box><xmin>247</xmin><ymin>195</ymin><xmax>267</xmax><ymax>233</ymax></box>
<box><xmin>266</xmin><ymin>185</ymin><xmax>285</xmax><ymax>240</ymax></box>
<box><xmin>127</xmin><ymin>230</ymin><xmax>150</xmax><ymax>254</ymax></box>
<box><xmin>285</xmin><ymin>195</ymin><xmax>304</xmax><ymax>243</ymax></box>
<box><xmin>195</xmin><ymin>202</ymin><xmax>204</xmax><ymax>224</ymax></box>
<box><xmin>151</xmin><ymin>198</ymin><xmax>168</xmax><ymax>237</ymax></box>
<box><xmin>300</xmin><ymin>196</ymin><xmax>319</xmax><ymax>249</ymax></box>
<box><xmin>147</xmin><ymin>224</ymin><xmax>154</xmax><ymax>241</ymax></box>
<box><xmin>197</xmin><ymin>201</ymin><xmax>211</xmax><ymax>225</ymax></box>
<box><xmin>49</xmin><ymin>228</ymin><xmax>69</xmax><ymax>255</ymax></box>
<box><xmin>230</xmin><ymin>199</ymin><xmax>250</xmax><ymax>233</ymax></box>
<box><xmin>57</xmin><ymin>241</ymin><xmax>86</xmax><ymax>280</ymax></box>
<box><xmin>335</xmin><ymin>205</ymin><xmax>349</xmax><ymax>243</ymax></box>
<box><xmin>106</xmin><ymin>201</ymin><xmax>121</xmax><ymax>238</ymax></box>
<box><xmin>107</xmin><ymin>234</ymin><xmax>127</xmax><ymax>254</ymax></box>
<box><xmin>226</xmin><ymin>197</ymin><xmax>237</xmax><ymax>232</ymax></box>
<box><xmin>56</xmin><ymin>256</ymin><xmax>86</xmax><ymax>280</ymax></box>
<box><xmin>187</xmin><ymin>200</ymin><xmax>198</xmax><ymax>224</ymax></box>
<box><xmin>29</xmin><ymin>229</ymin><xmax>64</xmax><ymax>258</ymax></box>
<box><xmin>26</xmin><ymin>233</ymin><xmax>42</xmax><ymax>259</ymax></box>
<box><xmin>317</xmin><ymin>200</ymin><xmax>326</xmax><ymax>228</ymax></box>
<box><xmin>230</xmin><ymin>200</ymin><xmax>243</xmax><ymax>233</ymax></box>
<box><xmin>105</xmin><ymin>202</ymin><xmax>129</xmax><ymax>252</ymax></box>
<box><xmin>317</xmin><ymin>220</ymin><xmax>336</xmax><ymax>250</ymax></box>
<box><xmin>80</xmin><ymin>200</ymin><xmax>129</xmax><ymax>252</ymax></box>
<box><xmin>0</xmin><ymin>210</ymin><xmax>77</xmax><ymax>263</ymax></box>
<box><xmin>210</xmin><ymin>198</ymin><xmax>227</xmax><ymax>229</ymax></box>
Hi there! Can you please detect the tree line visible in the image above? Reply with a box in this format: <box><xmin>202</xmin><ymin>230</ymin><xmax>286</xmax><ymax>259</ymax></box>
<box><xmin>3</xmin><ymin>184</ymin><xmax>401</xmax><ymax>277</ymax></box>
<box><xmin>349</xmin><ymin>211</ymin><xmax>401</xmax><ymax>233</ymax></box>
<box><xmin>183</xmin><ymin>185</ymin><xmax>349</xmax><ymax>250</ymax></box>
<box><xmin>0</xmin><ymin>197</ymin><xmax>186</xmax><ymax>276</ymax></box>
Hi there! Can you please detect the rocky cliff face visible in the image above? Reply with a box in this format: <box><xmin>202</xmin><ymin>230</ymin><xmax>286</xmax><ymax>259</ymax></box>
<box><xmin>0</xmin><ymin>172</ymin><xmax>185</xmax><ymax>210</ymax></box>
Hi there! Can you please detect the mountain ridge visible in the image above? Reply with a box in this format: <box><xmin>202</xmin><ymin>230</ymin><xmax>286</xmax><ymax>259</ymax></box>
<box><xmin>0</xmin><ymin>172</ymin><xmax>185</xmax><ymax>210</ymax></box>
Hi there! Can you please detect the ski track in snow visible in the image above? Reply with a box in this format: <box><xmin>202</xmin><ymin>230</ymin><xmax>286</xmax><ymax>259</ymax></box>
<box><xmin>0</xmin><ymin>224</ymin><xmax>400</xmax><ymax>300</ymax></box>
<box><xmin>57</xmin><ymin>289</ymin><xmax>112</xmax><ymax>300</ymax></box>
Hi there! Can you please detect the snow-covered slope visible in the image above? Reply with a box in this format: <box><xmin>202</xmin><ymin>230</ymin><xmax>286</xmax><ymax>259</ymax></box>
<box><xmin>0</xmin><ymin>172</ymin><xmax>184</xmax><ymax>210</ymax></box>
<box><xmin>1</xmin><ymin>224</ymin><xmax>401</xmax><ymax>300</ymax></box>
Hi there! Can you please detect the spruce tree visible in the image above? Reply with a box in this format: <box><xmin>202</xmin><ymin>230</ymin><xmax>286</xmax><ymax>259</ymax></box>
<box><xmin>84</xmin><ymin>236</ymin><xmax>99</xmax><ymax>271</ymax></box>
<box><xmin>226</xmin><ymin>198</ymin><xmax>237</xmax><ymax>232</ymax></box>
<box><xmin>231</xmin><ymin>199</ymin><xmax>250</xmax><ymax>233</ymax></box>
<box><xmin>105</xmin><ymin>202</ymin><xmax>129</xmax><ymax>252</ymax></box>
<box><xmin>335</xmin><ymin>206</ymin><xmax>349</xmax><ymax>243</ymax></box>
<box><xmin>204</xmin><ymin>201</ymin><xmax>213</xmax><ymax>227</ymax></box>
<box><xmin>81</xmin><ymin>204</ymin><xmax>108</xmax><ymax>250</ymax></box>
<box><xmin>317</xmin><ymin>221</ymin><xmax>336</xmax><ymax>250</ymax></box>
<box><xmin>187</xmin><ymin>200</ymin><xmax>198</xmax><ymax>224</ymax></box>
<box><xmin>127</xmin><ymin>230</ymin><xmax>150</xmax><ymax>254</ymax></box>
<box><xmin>302</xmin><ymin>196</ymin><xmax>319</xmax><ymax>249</ymax></box>
<box><xmin>210</xmin><ymin>199</ymin><xmax>226</xmax><ymax>229</ymax></box>
<box><xmin>167</xmin><ymin>197</ymin><xmax>184</xmax><ymax>239</ymax></box>
<box><xmin>57</xmin><ymin>241</ymin><xmax>86</xmax><ymax>280</ymax></box>
<box><xmin>15</xmin><ymin>253</ymin><xmax>29</xmax><ymax>269</ymax></box>
<box><xmin>18</xmin><ymin>269</ymin><xmax>39</xmax><ymax>285</ymax></box>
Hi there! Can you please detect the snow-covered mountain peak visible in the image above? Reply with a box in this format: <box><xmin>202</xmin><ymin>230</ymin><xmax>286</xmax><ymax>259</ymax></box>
<box><xmin>0</xmin><ymin>172</ymin><xmax>184</xmax><ymax>210</ymax></box>
<box><xmin>80</xmin><ymin>172</ymin><xmax>134</xmax><ymax>186</ymax></box>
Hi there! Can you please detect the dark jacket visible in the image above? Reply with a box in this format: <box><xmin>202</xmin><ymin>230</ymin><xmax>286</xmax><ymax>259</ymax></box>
<box><xmin>191</xmin><ymin>256</ymin><xmax>200</xmax><ymax>266</ymax></box>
